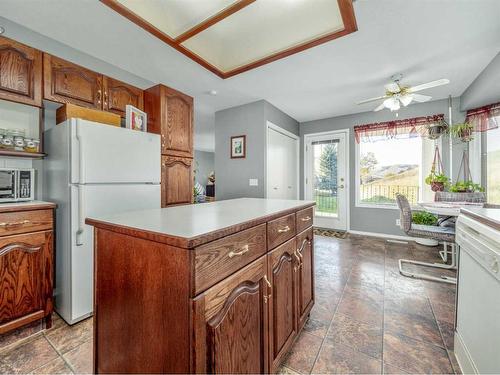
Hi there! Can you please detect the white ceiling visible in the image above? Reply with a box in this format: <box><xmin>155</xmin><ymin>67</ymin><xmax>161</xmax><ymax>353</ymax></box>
<box><xmin>1</xmin><ymin>0</ymin><xmax>500</xmax><ymax>152</ymax></box>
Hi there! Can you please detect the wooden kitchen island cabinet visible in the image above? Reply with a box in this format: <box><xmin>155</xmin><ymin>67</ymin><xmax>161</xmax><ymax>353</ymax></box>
<box><xmin>86</xmin><ymin>198</ymin><xmax>315</xmax><ymax>374</ymax></box>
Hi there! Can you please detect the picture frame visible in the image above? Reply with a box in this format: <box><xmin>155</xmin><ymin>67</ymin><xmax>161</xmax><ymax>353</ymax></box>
<box><xmin>230</xmin><ymin>135</ymin><xmax>246</xmax><ymax>159</ymax></box>
<box><xmin>126</xmin><ymin>105</ymin><xmax>148</xmax><ymax>132</ymax></box>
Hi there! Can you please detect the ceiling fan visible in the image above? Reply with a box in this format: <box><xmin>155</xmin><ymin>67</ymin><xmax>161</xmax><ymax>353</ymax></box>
<box><xmin>357</xmin><ymin>74</ymin><xmax>450</xmax><ymax>112</ymax></box>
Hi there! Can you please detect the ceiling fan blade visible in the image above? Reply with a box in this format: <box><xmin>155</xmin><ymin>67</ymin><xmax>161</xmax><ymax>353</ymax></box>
<box><xmin>357</xmin><ymin>95</ymin><xmax>388</xmax><ymax>105</ymax></box>
<box><xmin>374</xmin><ymin>103</ymin><xmax>386</xmax><ymax>112</ymax></box>
<box><xmin>409</xmin><ymin>79</ymin><xmax>450</xmax><ymax>93</ymax></box>
<box><xmin>384</xmin><ymin>82</ymin><xmax>400</xmax><ymax>93</ymax></box>
<box><xmin>411</xmin><ymin>93</ymin><xmax>432</xmax><ymax>102</ymax></box>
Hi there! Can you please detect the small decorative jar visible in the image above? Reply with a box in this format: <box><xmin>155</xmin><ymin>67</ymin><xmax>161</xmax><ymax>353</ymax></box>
<box><xmin>9</xmin><ymin>129</ymin><xmax>26</xmax><ymax>151</ymax></box>
<box><xmin>2</xmin><ymin>132</ymin><xmax>14</xmax><ymax>150</ymax></box>
<box><xmin>24</xmin><ymin>138</ymin><xmax>40</xmax><ymax>153</ymax></box>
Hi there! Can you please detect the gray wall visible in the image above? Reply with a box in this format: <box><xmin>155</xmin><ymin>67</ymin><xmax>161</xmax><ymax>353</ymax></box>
<box><xmin>461</xmin><ymin>52</ymin><xmax>500</xmax><ymax>111</ymax></box>
<box><xmin>194</xmin><ymin>150</ymin><xmax>214</xmax><ymax>187</ymax></box>
<box><xmin>215</xmin><ymin>100</ymin><xmax>299</xmax><ymax>200</ymax></box>
<box><xmin>300</xmin><ymin>97</ymin><xmax>465</xmax><ymax>236</ymax></box>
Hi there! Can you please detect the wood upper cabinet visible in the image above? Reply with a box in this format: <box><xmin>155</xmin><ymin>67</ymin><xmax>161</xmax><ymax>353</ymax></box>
<box><xmin>193</xmin><ymin>256</ymin><xmax>269</xmax><ymax>374</ymax></box>
<box><xmin>0</xmin><ymin>36</ymin><xmax>42</xmax><ymax>107</ymax></box>
<box><xmin>43</xmin><ymin>54</ymin><xmax>103</xmax><ymax>109</ymax></box>
<box><xmin>145</xmin><ymin>84</ymin><xmax>193</xmax><ymax>158</ymax></box>
<box><xmin>268</xmin><ymin>238</ymin><xmax>298</xmax><ymax>372</ymax></box>
<box><xmin>161</xmin><ymin>156</ymin><xmax>193</xmax><ymax>207</ymax></box>
<box><xmin>296</xmin><ymin>227</ymin><xmax>314</xmax><ymax>329</ymax></box>
<box><xmin>102</xmin><ymin>76</ymin><xmax>143</xmax><ymax>116</ymax></box>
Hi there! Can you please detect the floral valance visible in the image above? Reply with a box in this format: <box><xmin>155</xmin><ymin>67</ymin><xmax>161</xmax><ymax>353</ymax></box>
<box><xmin>354</xmin><ymin>114</ymin><xmax>445</xmax><ymax>143</ymax></box>
<box><xmin>465</xmin><ymin>102</ymin><xmax>500</xmax><ymax>132</ymax></box>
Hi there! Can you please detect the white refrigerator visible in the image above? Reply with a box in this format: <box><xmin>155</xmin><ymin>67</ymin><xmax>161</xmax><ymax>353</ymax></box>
<box><xmin>44</xmin><ymin>119</ymin><xmax>161</xmax><ymax>324</ymax></box>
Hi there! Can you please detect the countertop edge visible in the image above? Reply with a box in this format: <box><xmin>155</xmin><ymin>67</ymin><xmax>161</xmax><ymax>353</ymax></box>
<box><xmin>0</xmin><ymin>201</ymin><xmax>57</xmax><ymax>213</ymax></box>
<box><xmin>460</xmin><ymin>207</ymin><xmax>500</xmax><ymax>231</ymax></box>
<box><xmin>86</xmin><ymin>202</ymin><xmax>315</xmax><ymax>249</ymax></box>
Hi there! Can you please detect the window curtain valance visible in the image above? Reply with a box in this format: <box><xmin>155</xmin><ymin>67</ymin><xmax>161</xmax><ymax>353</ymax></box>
<box><xmin>465</xmin><ymin>102</ymin><xmax>500</xmax><ymax>132</ymax></box>
<box><xmin>354</xmin><ymin>114</ymin><xmax>445</xmax><ymax>143</ymax></box>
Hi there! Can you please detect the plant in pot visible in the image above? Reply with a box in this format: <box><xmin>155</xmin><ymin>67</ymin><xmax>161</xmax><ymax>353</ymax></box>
<box><xmin>427</xmin><ymin>121</ymin><xmax>448</xmax><ymax>140</ymax></box>
<box><xmin>449</xmin><ymin>180</ymin><xmax>484</xmax><ymax>193</ymax></box>
<box><xmin>449</xmin><ymin>122</ymin><xmax>474</xmax><ymax>142</ymax></box>
<box><xmin>425</xmin><ymin>171</ymin><xmax>449</xmax><ymax>192</ymax></box>
<box><xmin>412</xmin><ymin>211</ymin><xmax>439</xmax><ymax>246</ymax></box>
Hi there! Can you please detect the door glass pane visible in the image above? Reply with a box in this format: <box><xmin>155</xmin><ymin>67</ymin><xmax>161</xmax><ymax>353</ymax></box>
<box><xmin>487</xmin><ymin>125</ymin><xmax>500</xmax><ymax>204</ymax></box>
<box><xmin>312</xmin><ymin>139</ymin><xmax>339</xmax><ymax>217</ymax></box>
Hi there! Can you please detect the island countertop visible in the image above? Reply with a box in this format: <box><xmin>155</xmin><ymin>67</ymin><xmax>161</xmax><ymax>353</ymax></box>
<box><xmin>86</xmin><ymin>198</ymin><xmax>315</xmax><ymax>248</ymax></box>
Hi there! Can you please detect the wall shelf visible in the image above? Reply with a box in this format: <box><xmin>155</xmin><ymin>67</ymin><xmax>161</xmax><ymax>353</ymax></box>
<box><xmin>0</xmin><ymin>150</ymin><xmax>46</xmax><ymax>159</ymax></box>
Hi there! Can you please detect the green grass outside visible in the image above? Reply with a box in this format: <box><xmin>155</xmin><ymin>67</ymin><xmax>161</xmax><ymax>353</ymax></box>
<box><xmin>315</xmin><ymin>195</ymin><xmax>338</xmax><ymax>214</ymax></box>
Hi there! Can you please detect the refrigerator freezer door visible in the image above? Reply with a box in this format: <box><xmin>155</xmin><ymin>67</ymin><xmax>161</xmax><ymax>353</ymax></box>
<box><xmin>68</xmin><ymin>183</ymin><xmax>161</xmax><ymax>323</ymax></box>
<box><xmin>70</xmin><ymin>119</ymin><xmax>161</xmax><ymax>184</ymax></box>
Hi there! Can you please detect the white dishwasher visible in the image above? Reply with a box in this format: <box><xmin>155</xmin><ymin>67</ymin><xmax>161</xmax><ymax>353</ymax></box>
<box><xmin>455</xmin><ymin>214</ymin><xmax>500</xmax><ymax>374</ymax></box>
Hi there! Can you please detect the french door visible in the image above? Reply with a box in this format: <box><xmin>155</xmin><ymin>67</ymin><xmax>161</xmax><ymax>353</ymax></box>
<box><xmin>304</xmin><ymin>131</ymin><xmax>348</xmax><ymax>231</ymax></box>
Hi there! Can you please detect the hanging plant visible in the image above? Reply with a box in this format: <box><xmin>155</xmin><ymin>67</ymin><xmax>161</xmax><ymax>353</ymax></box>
<box><xmin>425</xmin><ymin>172</ymin><xmax>449</xmax><ymax>192</ymax></box>
<box><xmin>449</xmin><ymin>122</ymin><xmax>474</xmax><ymax>142</ymax></box>
<box><xmin>426</xmin><ymin>120</ymin><xmax>448</xmax><ymax>140</ymax></box>
<box><xmin>449</xmin><ymin>180</ymin><xmax>484</xmax><ymax>193</ymax></box>
<box><xmin>425</xmin><ymin>146</ymin><xmax>448</xmax><ymax>192</ymax></box>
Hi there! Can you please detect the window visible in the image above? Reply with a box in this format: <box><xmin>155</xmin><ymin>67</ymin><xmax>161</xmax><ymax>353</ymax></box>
<box><xmin>486</xmin><ymin>126</ymin><xmax>500</xmax><ymax>204</ymax></box>
<box><xmin>356</xmin><ymin>135</ymin><xmax>437</xmax><ymax>208</ymax></box>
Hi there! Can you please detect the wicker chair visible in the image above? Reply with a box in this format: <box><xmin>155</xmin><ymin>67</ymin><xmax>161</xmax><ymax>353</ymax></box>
<box><xmin>395</xmin><ymin>193</ymin><xmax>456</xmax><ymax>284</ymax></box>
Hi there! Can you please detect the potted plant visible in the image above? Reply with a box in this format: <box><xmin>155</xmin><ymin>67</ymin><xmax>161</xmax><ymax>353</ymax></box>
<box><xmin>448</xmin><ymin>180</ymin><xmax>484</xmax><ymax>193</ymax></box>
<box><xmin>427</xmin><ymin>121</ymin><xmax>448</xmax><ymax>140</ymax></box>
<box><xmin>412</xmin><ymin>211</ymin><xmax>439</xmax><ymax>246</ymax></box>
<box><xmin>449</xmin><ymin>122</ymin><xmax>474</xmax><ymax>142</ymax></box>
<box><xmin>425</xmin><ymin>172</ymin><xmax>449</xmax><ymax>192</ymax></box>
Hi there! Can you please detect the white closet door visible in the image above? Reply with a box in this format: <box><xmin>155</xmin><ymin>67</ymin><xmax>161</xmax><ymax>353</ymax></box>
<box><xmin>267</xmin><ymin>126</ymin><xmax>298</xmax><ymax>199</ymax></box>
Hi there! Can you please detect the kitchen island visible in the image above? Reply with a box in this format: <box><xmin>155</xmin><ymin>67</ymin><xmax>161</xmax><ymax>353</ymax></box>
<box><xmin>86</xmin><ymin>198</ymin><xmax>315</xmax><ymax>374</ymax></box>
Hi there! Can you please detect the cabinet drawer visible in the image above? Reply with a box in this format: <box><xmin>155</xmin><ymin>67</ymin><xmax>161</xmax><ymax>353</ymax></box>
<box><xmin>267</xmin><ymin>213</ymin><xmax>296</xmax><ymax>250</ymax></box>
<box><xmin>296</xmin><ymin>207</ymin><xmax>314</xmax><ymax>233</ymax></box>
<box><xmin>0</xmin><ymin>210</ymin><xmax>53</xmax><ymax>236</ymax></box>
<box><xmin>194</xmin><ymin>224</ymin><xmax>267</xmax><ymax>295</ymax></box>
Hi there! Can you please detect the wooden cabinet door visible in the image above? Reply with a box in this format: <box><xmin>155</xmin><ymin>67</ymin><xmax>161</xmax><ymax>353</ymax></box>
<box><xmin>43</xmin><ymin>54</ymin><xmax>103</xmax><ymax>109</ymax></box>
<box><xmin>268</xmin><ymin>238</ymin><xmax>298</xmax><ymax>372</ymax></box>
<box><xmin>0</xmin><ymin>231</ymin><xmax>52</xmax><ymax>332</ymax></box>
<box><xmin>161</xmin><ymin>87</ymin><xmax>193</xmax><ymax>158</ymax></box>
<box><xmin>161</xmin><ymin>156</ymin><xmax>192</xmax><ymax>207</ymax></box>
<box><xmin>194</xmin><ymin>256</ymin><xmax>269</xmax><ymax>374</ymax></box>
<box><xmin>103</xmin><ymin>77</ymin><xmax>143</xmax><ymax>116</ymax></box>
<box><xmin>296</xmin><ymin>228</ymin><xmax>314</xmax><ymax>329</ymax></box>
<box><xmin>0</xmin><ymin>36</ymin><xmax>42</xmax><ymax>106</ymax></box>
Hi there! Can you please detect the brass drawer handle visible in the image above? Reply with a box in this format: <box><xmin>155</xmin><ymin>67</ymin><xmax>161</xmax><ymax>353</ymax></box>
<box><xmin>228</xmin><ymin>244</ymin><xmax>249</xmax><ymax>258</ymax></box>
<box><xmin>0</xmin><ymin>220</ymin><xmax>30</xmax><ymax>227</ymax></box>
<box><xmin>301</xmin><ymin>216</ymin><xmax>311</xmax><ymax>222</ymax></box>
<box><xmin>277</xmin><ymin>226</ymin><xmax>290</xmax><ymax>233</ymax></box>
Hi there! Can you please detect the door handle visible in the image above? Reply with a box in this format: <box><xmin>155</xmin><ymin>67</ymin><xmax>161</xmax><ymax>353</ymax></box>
<box><xmin>263</xmin><ymin>275</ymin><xmax>272</xmax><ymax>303</ymax></box>
<box><xmin>75</xmin><ymin>185</ymin><xmax>84</xmax><ymax>246</ymax></box>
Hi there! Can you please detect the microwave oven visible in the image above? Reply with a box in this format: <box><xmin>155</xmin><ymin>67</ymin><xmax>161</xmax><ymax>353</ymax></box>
<box><xmin>0</xmin><ymin>168</ymin><xmax>35</xmax><ymax>203</ymax></box>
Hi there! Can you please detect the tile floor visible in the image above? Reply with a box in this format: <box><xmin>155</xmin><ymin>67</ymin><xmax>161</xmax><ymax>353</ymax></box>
<box><xmin>0</xmin><ymin>234</ymin><xmax>459</xmax><ymax>374</ymax></box>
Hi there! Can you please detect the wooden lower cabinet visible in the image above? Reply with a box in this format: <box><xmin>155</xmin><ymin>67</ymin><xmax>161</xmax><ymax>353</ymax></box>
<box><xmin>193</xmin><ymin>256</ymin><xmax>269</xmax><ymax>374</ymax></box>
<box><xmin>0</xmin><ymin>204</ymin><xmax>55</xmax><ymax>335</ymax></box>
<box><xmin>268</xmin><ymin>238</ymin><xmax>298</xmax><ymax>372</ymax></box>
<box><xmin>297</xmin><ymin>227</ymin><xmax>315</xmax><ymax>329</ymax></box>
<box><xmin>161</xmin><ymin>155</ymin><xmax>193</xmax><ymax>206</ymax></box>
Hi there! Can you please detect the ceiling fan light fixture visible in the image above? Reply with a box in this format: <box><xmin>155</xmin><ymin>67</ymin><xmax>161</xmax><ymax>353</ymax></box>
<box><xmin>400</xmin><ymin>95</ymin><xmax>413</xmax><ymax>107</ymax></box>
<box><xmin>383</xmin><ymin>97</ymin><xmax>400</xmax><ymax>111</ymax></box>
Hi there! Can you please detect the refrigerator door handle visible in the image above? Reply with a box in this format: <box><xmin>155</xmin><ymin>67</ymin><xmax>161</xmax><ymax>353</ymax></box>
<box><xmin>75</xmin><ymin>185</ymin><xmax>85</xmax><ymax>246</ymax></box>
<box><xmin>75</xmin><ymin>121</ymin><xmax>86</xmax><ymax>184</ymax></box>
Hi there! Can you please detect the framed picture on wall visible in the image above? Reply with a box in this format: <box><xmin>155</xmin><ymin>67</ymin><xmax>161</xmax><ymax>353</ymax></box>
<box><xmin>126</xmin><ymin>105</ymin><xmax>147</xmax><ymax>131</ymax></box>
<box><xmin>231</xmin><ymin>135</ymin><xmax>246</xmax><ymax>158</ymax></box>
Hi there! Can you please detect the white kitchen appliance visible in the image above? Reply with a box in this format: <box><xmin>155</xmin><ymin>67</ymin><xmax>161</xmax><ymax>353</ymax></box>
<box><xmin>0</xmin><ymin>168</ymin><xmax>35</xmax><ymax>202</ymax></box>
<box><xmin>44</xmin><ymin>119</ymin><xmax>161</xmax><ymax>324</ymax></box>
<box><xmin>455</xmin><ymin>213</ymin><xmax>500</xmax><ymax>374</ymax></box>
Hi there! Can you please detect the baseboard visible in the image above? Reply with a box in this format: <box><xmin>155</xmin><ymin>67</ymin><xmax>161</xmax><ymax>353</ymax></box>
<box><xmin>348</xmin><ymin>230</ymin><xmax>415</xmax><ymax>242</ymax></box>
<box><xmin>454</xmin><ymin>330</ymin><xmax>477</xmax><ymax>374</ymax></box>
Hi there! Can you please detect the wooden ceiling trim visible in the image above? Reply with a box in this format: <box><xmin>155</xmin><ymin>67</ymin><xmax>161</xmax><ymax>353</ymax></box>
<box><xmin>101</xmin><ymin>0</ymin><xmax>357</xmax><ymax>79</ymax></box>
<box><xmin>175</xmin><ymin>0</ymin><xmax>257</xmax><ymax>44</ymax></box>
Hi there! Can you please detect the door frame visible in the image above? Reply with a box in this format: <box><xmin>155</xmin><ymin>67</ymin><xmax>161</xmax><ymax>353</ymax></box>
<box><xmin>265</xmin><ymin>121</ymin><xmax>300</xmax><ymax>199</ymax></box>
<box><xmin>303</xmin><ymin>129</ymin><xmax>350</xmax><ymax>231</ymax></box>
